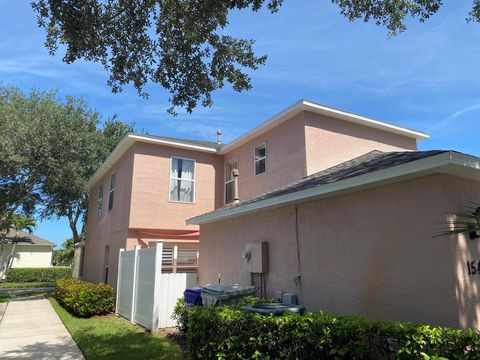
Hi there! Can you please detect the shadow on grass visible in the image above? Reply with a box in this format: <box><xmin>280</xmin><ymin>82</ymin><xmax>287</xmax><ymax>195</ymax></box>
<box><xmin>48</xmin><ymin>296</ymin><xmax>184</xmax><ymax>360</ymax></box>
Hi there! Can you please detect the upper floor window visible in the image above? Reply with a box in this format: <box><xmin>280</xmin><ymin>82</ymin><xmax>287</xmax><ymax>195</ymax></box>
<box><xmin>254</xmin><ymin>144</ymin><xmax>266</xmax><ymax>176</ymax></box>
<box><xmin>170</xmin><ymin>157</ymin><xmax>195</xmax><ymax>203</ymax></box>
<box><xmin>108</xmin><ymin>173</ymin><xmax>116</xmax><ymax>211</ymax></box>
<box><xmin>225</xmin><ymin>158</ymin><xmax>238</xmax><ymax>204</ymax></box>
<box><xmin>96</xmin><ymin>185</ymin><xmax>103</xmax><ymax>218</ymax></box>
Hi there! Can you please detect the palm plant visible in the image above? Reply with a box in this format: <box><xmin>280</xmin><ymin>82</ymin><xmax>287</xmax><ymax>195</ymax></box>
<box><xmin>52</xmin><ymin>238</ymin><xmax>75</xmax><ymax>266</ymax></box>
<box><xmin>435</xmin><ymin>202</ymin><xmax>480</xmax><ymax>239</ymax></box>
<box><xmin>6</xmin><ymin>214</ymin><xmax>37</xmax><ymax>269</ymax></box>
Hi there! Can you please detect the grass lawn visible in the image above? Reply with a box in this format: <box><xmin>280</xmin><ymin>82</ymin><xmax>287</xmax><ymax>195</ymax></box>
<box><xmin>0</xmin><ymin>282</ymin><xmax>56</xmax><ymax>289</ymax></box>
<box><xmin>0</xmin><ymin>291</ymin><xmax>52</xmax><ymax>303</ymax></box>
<box><xmin>48</xmin><ymin>295</ymin><xmax>184</xmax><ymax>360</ymax></box>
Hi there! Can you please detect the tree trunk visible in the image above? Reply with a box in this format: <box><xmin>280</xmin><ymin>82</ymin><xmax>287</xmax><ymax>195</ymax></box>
<box><xmin>0</xmin><ymin>242</ymin><xmax>5</xmax><ymax>277</ymax></box>
<box><xmin>7</xmin><ymin>242</ymin><xmax>17</xmax><ymax>270</ymax></box>
<box><xmin>67</xmin><ymin>210</ymin><xmax>79</xmax><ymax>244</ymax></box>
<box><xmin>6</xmin><ymin>230</ymin><xmax>18</xmax><ymax>270</ymax></box>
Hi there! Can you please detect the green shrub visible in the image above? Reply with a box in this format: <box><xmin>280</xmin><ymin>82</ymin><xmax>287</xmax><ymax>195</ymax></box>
<box><xmin>55</xmin><ymin>279</ymin><xmax>115</xmax><ymax>317</ymax></box>
<box><xmin>173</xmin><ymin>299</ymin><xmax>480</xmax><ymax>359</ymax></box>
<box><xmin>172</xmin><ymin>298</ymin><xmax>190</xmax><ymax>333</ymax></box>
<box><xmin>5</xmin><ymin>267</ymin><xmax>72</xmax><ymax>283</ymax></box>
<box><xmin>173</xmin><ymin>296</ymin><xmax>274</xmax><ymax>334</ymax></box>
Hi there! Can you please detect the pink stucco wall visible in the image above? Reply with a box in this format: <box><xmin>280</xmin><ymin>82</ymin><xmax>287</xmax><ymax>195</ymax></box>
<box><xmin>304</xmin><ymin>111</ymin><xmax>418</xmax><ymax>175</ymax></box>
<box><xmin>83</xmin><ymin>141</ymin><xmax>223</xmax><ymax>285</ymax></box>
<box><xmin>83</xmin><ymin>147</ymin><xmax>135</xmax><ymax>285</ymax></box>
<box><xmin>198</xmin><ymin>174</ymin><xmax>480</xmax><ymax>329</ymax></box>
<box><xmin>83</xmin><ymin>109</ymin><xmax>422</xmax><ymax>287</ymax></box>
<box><xmin>220</xmin><ymin>111</ymin><xmax>418</xmax><ymax>203</ymax></box>
<box><xmin>441</xmin><ymin>176</ymin><xmax>480</xmax><ymax>328</ymax></box>
<box><xmin>128</xmin><ymin>142</ymin><xmax>223</xmax><ymax>230</ymax></box>
<box><xmin>221</xmin><ymin>113</ymin><xmax>307</xmax><ymax>203</ymax></box>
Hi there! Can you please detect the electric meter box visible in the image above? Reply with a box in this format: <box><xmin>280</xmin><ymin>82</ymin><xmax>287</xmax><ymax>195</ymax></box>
<box><xmin>244</xmin><ymin>242</ymin><xmax>268</xmax><ymax>274</ymax></box>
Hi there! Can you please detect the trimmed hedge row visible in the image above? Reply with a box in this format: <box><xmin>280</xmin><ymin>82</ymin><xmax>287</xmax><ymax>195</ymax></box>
<box><xmin>5</xmin><ymin>267</ymin><xmax>72</xmax><ymax>283</ymax></box>
<box><xmin>55</xmin><ymin>279</ymin><xmax>115</xmax><ymax>317</ymax></box>
<box><xmin>175</xmin><ymin>299</ymin><xmax>480</xmax><ymax>360</ymax></box>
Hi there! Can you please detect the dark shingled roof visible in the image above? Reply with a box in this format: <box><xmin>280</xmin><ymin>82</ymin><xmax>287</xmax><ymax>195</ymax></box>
<box><xmin>201</xmin><ymin>150</ymin><xmax>450</xmax><ymax>217</ymax></box>
<box><xmin>133</xmin><ymin>133</ymin><xmax>222</xmax><ymax>150</ymax></box>
<box><xmin>3</xmin><ymin>230</ymin><xmax>55</xmax><ymax>246</ymax></box>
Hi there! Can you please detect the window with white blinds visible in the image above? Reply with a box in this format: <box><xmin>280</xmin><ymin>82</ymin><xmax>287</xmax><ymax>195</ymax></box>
<box><xmin>169</xmin><ymin>157</ymin><xmax>195</xmax><ymax>203</ymax></box>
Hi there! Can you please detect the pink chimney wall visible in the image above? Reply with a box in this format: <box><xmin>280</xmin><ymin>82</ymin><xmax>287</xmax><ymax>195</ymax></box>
<box><xmin>221</xmin><ymin>113</ymin><xmax>308</xmax><ymax>202</ymax></box>
<box><xmin>220</xmin><ymin>110</ymin><xmax>419</xmax><ymax>203</ymax></box>
<box><xmin>303</xmin><ymin>111</ymin><xmax>418</xmax><ymax>175</ymax></box>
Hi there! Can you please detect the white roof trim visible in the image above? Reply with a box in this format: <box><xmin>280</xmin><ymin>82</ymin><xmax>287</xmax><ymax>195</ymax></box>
<box><xmin>87</xmin><ymin>100</ymin><xmax>430</xmax><ymax>189</ymax></box>
<box><xmin>86</xmin><ymin>134</ymin><xmax>217</xmax><ymax>190</ymax></box>
<box><xmin>187</xmin><ymin>152</ymin><xmax>480</xmax><ymax>225</ymax></box>
<box><xmin>218</xmin><ymin>100</ymin><xmax>429</xmax><ymax>154</ymax></box>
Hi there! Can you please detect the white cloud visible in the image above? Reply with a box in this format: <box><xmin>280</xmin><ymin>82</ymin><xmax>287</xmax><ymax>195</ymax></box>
<box><xmin>429</xmin><ymin>101</ymin><xmax>480</xmax><ymax>131</ymax></box>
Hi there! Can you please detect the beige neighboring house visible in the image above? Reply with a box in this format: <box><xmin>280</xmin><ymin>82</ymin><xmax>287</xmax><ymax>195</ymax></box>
<box><xmin>83</xmin><ymin>99</ymin><xmax>480</xmax><ymax>329</ymax></box>
<box><xmin>0</xmin><ymin>230</ymin><xmax>54</xmax><ymax>277</ymax></box>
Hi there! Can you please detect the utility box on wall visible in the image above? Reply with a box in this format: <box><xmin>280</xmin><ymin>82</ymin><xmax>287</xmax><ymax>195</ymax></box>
<box><xmin>244</xmin><ymin>242</ymin><xmax>268</xmax><ymax>273</ymax></box>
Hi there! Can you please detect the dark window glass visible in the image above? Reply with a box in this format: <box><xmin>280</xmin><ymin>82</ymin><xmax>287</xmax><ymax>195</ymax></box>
<box><xmin>254</xmin><ymin>144</ymin><xmax>266</xmax><ymax>175</ymax></box>
<box><xmin>108</xmin><ymin>173</ymin><xmax>116</xmax><ymax>210</ymax></box>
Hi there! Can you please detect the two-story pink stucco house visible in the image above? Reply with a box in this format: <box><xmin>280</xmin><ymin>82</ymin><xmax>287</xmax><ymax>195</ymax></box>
<box><xmin>82</xmin><ymin>99</ymin><xmax>480</xmax><ymax>329</ymax></box>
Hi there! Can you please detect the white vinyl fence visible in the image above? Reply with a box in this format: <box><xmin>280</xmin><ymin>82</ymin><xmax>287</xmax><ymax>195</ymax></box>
<box><xmin>116</xmin><ymin>243</ymin><xmax>197</xmax><ymax>331</ymax></box>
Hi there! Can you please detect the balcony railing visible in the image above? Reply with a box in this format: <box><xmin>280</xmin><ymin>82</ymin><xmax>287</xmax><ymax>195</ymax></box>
<box><xmin>161</xmin><ymin>245</ymin><xmax>198</xmax><ymax>273</ymax></box>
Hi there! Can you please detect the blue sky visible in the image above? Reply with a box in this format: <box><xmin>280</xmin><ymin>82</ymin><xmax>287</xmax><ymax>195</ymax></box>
<box><xmin>1</xmin><ymin>1</ymin><xmax>480</xmax><ymax>247</ymax></box>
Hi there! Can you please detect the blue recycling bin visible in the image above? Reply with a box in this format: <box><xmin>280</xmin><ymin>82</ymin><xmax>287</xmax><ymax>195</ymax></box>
<box><xmin>184</xmin><ymin>287</ymin><xmax>203</xmax><ymax>306</ymax></box>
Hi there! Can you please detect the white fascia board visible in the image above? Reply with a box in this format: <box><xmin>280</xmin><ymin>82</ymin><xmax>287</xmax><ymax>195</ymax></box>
<box><xmin>219</xmin><ymin>100</ymin><xmax>305</xmax><ymax>154</ymax></box>
<box><xmin>187</xmin><ymin>152</ymin><xmax>480</xmax><ymax>225</ymax></box>
<box><xmin>86</xmin><ymin>134</ymin><xmax>218</xmax><ymax>190</ymax></box>
<box><xmin>128</xmin><ymin>134</ymin><xmax>218</xmax><ymax>153</ymax></box>
<box><xmin>86</xmin><ymin>135</ymin><xmax>134</xmax><ymax>190</ymax></box>
<box><xmin>219</xmin><ymin>100</ymin><xmax>429</xmax><ymax>154</ymax></box>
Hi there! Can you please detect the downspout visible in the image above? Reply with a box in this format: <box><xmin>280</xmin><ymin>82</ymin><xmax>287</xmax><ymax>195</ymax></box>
<box><xmin>294</xmin><ymin>206</ymin><xmax>302</xmax><ymax>287</ymax></box>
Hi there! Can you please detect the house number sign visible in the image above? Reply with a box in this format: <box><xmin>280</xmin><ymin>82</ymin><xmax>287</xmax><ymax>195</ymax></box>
<box><xmin>467</xmin><ymin>261</ymin><xmax>480</xmax><ymax>275</ymax></box>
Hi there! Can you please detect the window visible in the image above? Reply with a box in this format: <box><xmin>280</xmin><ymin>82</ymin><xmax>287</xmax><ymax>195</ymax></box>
<box><xmin>254</xmin><ymin>144</ymin><xmax>266</xmax><ymax>175</ymax></box>
<box><xmin>79</xmin><ymin>247</ymin><xmax>85</xmax><ymax>278</ymax></box>
<box><xmin>96</xmin><ymin>185</ymin><xmax>103</xmax><ymax>218</ymax></box>
<box><xmin>169</xmin><ymin>157</ymin><xmax>195</xmax><ymax>203</ymax></box>
<box><xmin>108</xmin><ymin>173</ymin><xmax>116</xmax><ymax>211</ymax></box>
<box><xmin>225</xmin><ymin>158</ymin><xmax>238</xmax><ymax>204</ymax></box>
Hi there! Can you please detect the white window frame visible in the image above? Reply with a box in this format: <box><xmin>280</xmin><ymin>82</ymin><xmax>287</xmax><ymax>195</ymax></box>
<box><xmin>96</xmin><ymin>184</ymin><xmax>103</xmax><ymax>218</ymax></box>
<box><xmin>224</xmin><ymin>157</ymin><xmax>238</xmax><ymax>204</ymax></box>
<box><xmin>254</xmin><ymin>143</ymin><xmax>267</xmax><ymax>176</ymax></box>
<box><xmin>169</xmin><ymin>156</ymin><xmax>196</xmax><ymax>204</ymax></box>
<box><xmin>108</xmin><ymin>173</ymin><xmax>116</xmax><ymax>211</ymax></box>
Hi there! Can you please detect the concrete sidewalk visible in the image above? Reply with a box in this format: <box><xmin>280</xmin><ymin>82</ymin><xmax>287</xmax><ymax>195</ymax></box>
<box><xmin>0</xmin><ymin>295</ymin><xmax>84</xmax><ymax>359</ymax></box>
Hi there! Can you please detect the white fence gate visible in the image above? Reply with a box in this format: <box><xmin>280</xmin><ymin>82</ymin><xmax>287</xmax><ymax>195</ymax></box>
<box><xmin>116</xmin><ymin>243</ymin><xmax>197</xmax><ymax>331</ymax></box>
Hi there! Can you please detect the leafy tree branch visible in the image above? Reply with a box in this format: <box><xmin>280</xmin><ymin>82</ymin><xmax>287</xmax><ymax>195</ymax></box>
<box><xmin>31</xmin><ymin>1</ymin><xmax>479</xmax><ymax>114</ymax></box>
